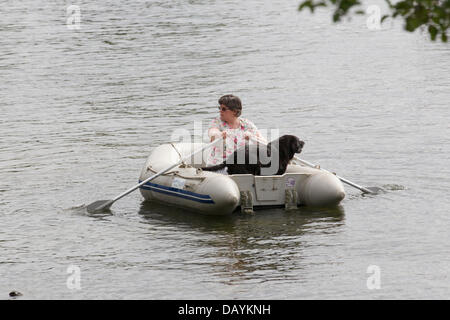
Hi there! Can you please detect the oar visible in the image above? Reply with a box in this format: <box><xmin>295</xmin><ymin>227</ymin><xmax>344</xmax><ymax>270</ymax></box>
<box><xmin>86</xmin><ymin>139</ymin><xmax>222</xmax><ymax>213</ymax></box>
<box><xmin>249</xmin><ymin>136</ymin><xmax>380</xmax><ymax>195</ymax></box>
<box><xmin>291</xmin><ymin>157</ymin><xmax>381</xmax><ymax>194</ymax></box>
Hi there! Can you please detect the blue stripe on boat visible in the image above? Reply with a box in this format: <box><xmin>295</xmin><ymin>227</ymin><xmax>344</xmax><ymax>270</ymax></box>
<box><xmin>138</xmin><ymin>180</ymin><xmax>215</xmax><ymax>204</ymax></box>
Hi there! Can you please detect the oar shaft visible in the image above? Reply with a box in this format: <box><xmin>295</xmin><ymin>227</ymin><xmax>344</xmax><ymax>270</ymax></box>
<box><xmin>293</xmin><ymin>156</ymin><xmax>372</xmax><ymax>194</ymax></box>
<box><xmin>111</xmin><ymin>162</ymin><xmax>180</xmax><ymax>203</ymax></box>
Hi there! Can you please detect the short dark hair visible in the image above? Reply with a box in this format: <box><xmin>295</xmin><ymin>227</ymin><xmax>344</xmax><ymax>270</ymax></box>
<box><xmin>218</xmin><ymin>94</ymin><xmax>242</xmax><ymax>117</ymax></box>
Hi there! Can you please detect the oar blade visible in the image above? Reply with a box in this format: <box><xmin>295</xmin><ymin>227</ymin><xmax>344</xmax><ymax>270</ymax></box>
<box><xmin>362</xmin><ymin>186</ymin><xmax>386</xmax><ymax>195</ymax></box>
<box><xmin>86</xmin><ymin>200</ymin><xmax>113</xmax><ymax>214</ymax></box>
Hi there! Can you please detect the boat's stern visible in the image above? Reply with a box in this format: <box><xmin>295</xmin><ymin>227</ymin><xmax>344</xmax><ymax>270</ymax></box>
<box><xmin>298</xmin><ymin>171</ymin><xmax>346</xmax><ymax>206</ymax></box>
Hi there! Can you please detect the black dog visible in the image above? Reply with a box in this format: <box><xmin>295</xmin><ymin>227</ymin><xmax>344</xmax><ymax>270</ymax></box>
<box><xmin>202</xmin><ymin>135</ymin><xmax>304</xmax><ymax>176</ymax></box>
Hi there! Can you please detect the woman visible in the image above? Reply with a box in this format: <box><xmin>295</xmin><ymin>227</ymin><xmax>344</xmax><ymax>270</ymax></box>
<box><xmin>206</xmin><ymin>94</ymin><xmax>266</xmax><ymax>167</ymax></box>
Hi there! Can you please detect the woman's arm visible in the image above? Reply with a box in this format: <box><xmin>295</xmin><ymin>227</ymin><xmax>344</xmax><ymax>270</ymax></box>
<box><xmin>208</xmin><ymin>118</ymin><xmax>227</xmax><ymax>142</ymax></box>
<box><xmin>242</xmin><ymin>119</ymin><xmax>267</xmax><ymax>144</ymax></box>
<box><xmin>208</xmin><ymin>127</ymin><xmax>227</xmax><ymax>142</ymax></box>
<box><xmin>251</xmin><ymin>130</ymin><xmax>267</xmax><ymax>144</ymax></box>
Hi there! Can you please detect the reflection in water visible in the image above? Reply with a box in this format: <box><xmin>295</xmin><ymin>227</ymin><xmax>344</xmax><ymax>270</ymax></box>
<box><xmin>67</xmin><ymin>204</ymin><xmax>113</xmax><ymax>220</ymax></box>
<box><xmin>138</xmin><ymin>201</ymin><xmax>345</xmax><ymax>284</ymax></box>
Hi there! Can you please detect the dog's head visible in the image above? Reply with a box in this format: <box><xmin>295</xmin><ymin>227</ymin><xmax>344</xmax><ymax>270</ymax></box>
<box><xmin>278</xmin><ymin>135</ymin><xmax>304</xmax><ymax>157</ymax></box>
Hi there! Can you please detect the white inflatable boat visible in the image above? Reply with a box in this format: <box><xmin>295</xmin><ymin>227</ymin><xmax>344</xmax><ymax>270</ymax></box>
<box><xmin>138</xmin><ymin>142</ymin><xmax>346</xmax><ymax>215</ymax></box>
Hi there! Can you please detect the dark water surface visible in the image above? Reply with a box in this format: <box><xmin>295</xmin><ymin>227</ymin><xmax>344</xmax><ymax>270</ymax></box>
<box><xmin>1</xmin><ymin>0</ymin><xmax>449</xmax><ymax>299</ymax></box>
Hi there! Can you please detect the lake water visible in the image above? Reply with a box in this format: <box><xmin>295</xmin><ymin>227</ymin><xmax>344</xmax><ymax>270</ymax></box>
<box><xmin>1</xmin><ymin>0</ymin><xmax>449</xmax><ymax>299</ymax></box>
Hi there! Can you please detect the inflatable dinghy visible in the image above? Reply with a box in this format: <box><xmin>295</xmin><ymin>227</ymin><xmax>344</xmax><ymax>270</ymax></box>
<box><xmin>139</xmin><ymin>142</ymin><xmax>345</xmax><ymax>215</ymax></box>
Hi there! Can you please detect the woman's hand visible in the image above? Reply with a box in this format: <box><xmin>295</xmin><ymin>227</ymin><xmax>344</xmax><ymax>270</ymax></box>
<box><xmin>243</xmin><ymin>131</ymin><xmax>253</xmax><ymax>141</ymax></box>
<box><xmin>210</xmin><ymin>130</ymin><xmax>227</xmax><ymax>142</ymax></box>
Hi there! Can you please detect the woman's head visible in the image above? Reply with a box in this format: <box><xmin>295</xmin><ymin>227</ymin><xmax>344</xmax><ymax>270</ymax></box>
<box><xmin>218</xmin><ymin>95</ymin><xmax>242</xmax><ymax>121</ymax></box>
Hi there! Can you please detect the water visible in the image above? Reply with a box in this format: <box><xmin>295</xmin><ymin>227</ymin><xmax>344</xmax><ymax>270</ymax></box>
<box><xmin>1</xmin><ymin>0</ymin><xmax>449</xmax><ymax>299</ymax></box>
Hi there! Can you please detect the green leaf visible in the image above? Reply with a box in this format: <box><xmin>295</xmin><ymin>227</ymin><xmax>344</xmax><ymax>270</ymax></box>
<box><xmin>405</xmin><ymin>15</ymin><xmax>421</xmax><ymax>31</ymax></box>
<box><xmin>333</xmin><ymin>11</ymin><xmax>341</xmax><ymax>22</ymax></box>
<box><xmin>298</xmin><ymin>1</ymin><xmax>313</xmax><ymax>12</ymax></box>
<box><xmin>428</xmin><ymin>25</ymin><xmax>438</xmax><ymax>40</ymax></box>
<box><xmin>414</xmin><ymin>5</ymin><xmax>428</xmax><ymax>24</ymax></box>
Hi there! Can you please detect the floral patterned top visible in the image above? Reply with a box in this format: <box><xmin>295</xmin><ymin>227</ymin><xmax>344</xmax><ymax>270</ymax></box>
<box><xmin>206</xmin><ymin>117</ymin><xmax>264</xmax><ymax>166</ymax></box>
